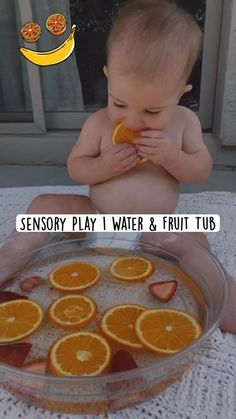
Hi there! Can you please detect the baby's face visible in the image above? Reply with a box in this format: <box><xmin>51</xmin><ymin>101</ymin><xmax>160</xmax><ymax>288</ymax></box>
<box><xmin>105</xmin><ymin>65</ymin><xmax>188</xmax><ymax>131</ymax></box>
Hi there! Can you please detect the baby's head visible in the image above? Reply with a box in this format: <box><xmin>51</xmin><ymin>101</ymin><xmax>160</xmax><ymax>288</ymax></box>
<box><xmin>104</xmin><ymin>0</ymin><xmax>202</xmax><ymax>130</ymax></box>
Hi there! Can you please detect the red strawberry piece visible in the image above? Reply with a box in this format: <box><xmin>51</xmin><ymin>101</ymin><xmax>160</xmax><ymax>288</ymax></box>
<box><xmin>23</xmin><ymin>358</ymin><xmax>47</xmax><ymax>374</ymax></box>
<box><xmin>108</xmin><ymin>351</ymin><xmax>145</xmax><ymax>391</ymax></box>
<box><xmin>109</xmin><ymin>350</ymin><xmax>138</xmax><ymax>373</ymax></box>
<box><xmin>148</xmin><ymin>280</ymin><xmax>178</xmax><ymax>302</ymax></box>
<box><xmin>107</xmin><ymin>350</ymin><xmax>147</xmax><ymax>409</ymax></box>
<box><xmin>0</xmin><ymin>290</ymin><xmax>28</xmax><ymax>303</ymax></box>
<box><xmin>0</xmin><ymin>343</ymin><xmax>32</xmax><ymax>367</ymax></box>
<box><xmin>29</xmin><ymin>276</ymin><xmax>43</xmax><ymax>285</ymax></box>
<box><xmin>20</xmin><ymin>276</ymin><xmax>43</xmax><ymax>292</ymax></box>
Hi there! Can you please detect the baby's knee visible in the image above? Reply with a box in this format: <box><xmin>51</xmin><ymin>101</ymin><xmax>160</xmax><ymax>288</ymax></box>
<box><xmin>5</xmin><ymin>230</ymin><xmax>49</xmax><ymax>250</ymax></box>
<box><xmin>141</xmin><ymin>232</ymin><xmax>210</xmax><ymax>250</ymax></box>
<box><xmin>141</xmin><ymin>232</ymin><xmax>210</xmax><ymax>261</ymax></box>
<box><xmin>183</xmin><ymin>232</ymin><xmax>210</xmax><ymax>250</ymax></box>
<box><xmin>27</xmin><ymin>194</ymin><xmax>58</xmax><ymax>214</ymax></box>
<box><xmin>140</xmin><ymin>232</ymin><xmax>178</xmax><ymax>259</ymax></box>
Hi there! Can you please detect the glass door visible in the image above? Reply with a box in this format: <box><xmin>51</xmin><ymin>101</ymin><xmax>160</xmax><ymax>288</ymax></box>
<box><xmin>0</xmin><ymin>0</ymin><xmax>222</xmax><ymax>134</ymax></box>
<box><xmin>68</xmin><ymin>0</ymin><xmax>222</xmax><ymax>129</ymax></box>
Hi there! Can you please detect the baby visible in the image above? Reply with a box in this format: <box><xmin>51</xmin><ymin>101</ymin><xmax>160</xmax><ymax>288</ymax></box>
<box><xmin>67</xmin><ymin>0</ymin><xmax>211</xmax><ymax>215</ymax></box>
<box><xmin>17</xmin><ymin>0</ymin><xmax>210</xmax><ymax>218</ymax></box>
<box><xmin>0</xmin><ymin>0</ymin><xmax>235</xmax><ymax>332</ymax></box>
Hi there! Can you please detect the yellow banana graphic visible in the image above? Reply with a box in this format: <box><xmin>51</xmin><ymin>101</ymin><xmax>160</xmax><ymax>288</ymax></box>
<box><xmin>20</xmin><ymin>25</ymin><xmax>76</xmax><ymax>66</ymax></box>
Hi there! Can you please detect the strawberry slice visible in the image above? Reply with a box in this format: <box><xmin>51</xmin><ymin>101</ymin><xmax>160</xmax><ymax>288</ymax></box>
<box><xmin>108</xmin><ymin>350</ymin><xmax>147</xmax><ymax>409</ymax></box>
<box><xmin>108</xmin><ymin>350</ymin><xmax>144</xmax><ymax>389</ymax></box>
<box><xmin>23</xmin><ymin>358</ymin><xmax>47</xmax><ymax>374</ymax></box>
<box><xmin>109</xmin><ymin>350</ymin><xmax>138</xmax><ymax>373</ymax></box>
<box><xmin>0</xmin><ymin>343</ymin><xmax>32</xmax><ymax>367</ymax></box>
<box><xmin>20</xmin><ymin>275</ymin><xmax>44</xmax><ymax>292</ymax></box>
<box><xmin>0</xmin><ymin>290</ymin><xmax>28</xmax><ymax>303</ymax></box>
<box><xmin>148</xmin><ymin>280</ymin><xmax>178</xmax><ymax>302</ymax></box>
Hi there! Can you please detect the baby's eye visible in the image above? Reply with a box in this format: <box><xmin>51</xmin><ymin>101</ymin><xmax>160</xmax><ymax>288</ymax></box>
<box><xmin>145</xmin><ymin>110</ymin><xmax>161</xmax><ymax>115</ymax></box>
<box><xmin>113</xmin><ymin>102</ymin><xmax>127</xmax><ymax>108</ymax></box>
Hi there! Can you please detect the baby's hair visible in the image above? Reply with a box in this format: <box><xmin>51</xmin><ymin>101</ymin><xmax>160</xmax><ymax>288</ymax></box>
<box><xmin>106</xmin><ymin>0</ymin><xmax>203</xmax><ymax>83</ymax></box>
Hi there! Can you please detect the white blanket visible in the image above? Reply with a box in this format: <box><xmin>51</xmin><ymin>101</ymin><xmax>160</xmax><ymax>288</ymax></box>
<box><xmin>0</xmin><ymin>186</ymin><xmax>235</xmax><ymax>419</ymax></box>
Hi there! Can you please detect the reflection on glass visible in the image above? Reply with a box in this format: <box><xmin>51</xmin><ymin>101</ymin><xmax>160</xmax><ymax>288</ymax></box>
<box><xmin>0</xmin><ymin>1</ymin><xmax>32</xmax><ymax>113</ymax></box>
<box><xmin>70</xmin><ymin>0</ymin><xmax>206</xmax><ymax>112</ymax></box>
<box><xmin>70</xmin><ymin>0</ymin><xmax>119</xmax><ymax>110</ymax></box>
<box><xmin>32</xmin><ymin>0</ymin><xmax>84</xmax><ymax>112</ymax></box>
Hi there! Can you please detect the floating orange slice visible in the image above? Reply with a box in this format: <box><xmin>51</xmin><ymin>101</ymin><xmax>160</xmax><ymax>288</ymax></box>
<box><xmin>49</xmin><ymin>332</ymin><xmax>111</xmax><ymax>376</ymax></box>
<box><xmin>0</xmin><ymin>299</ymin><xmax>44</xmax><ymax>344</ymax></box>
<box><xmin>20</xmin><ymin>21</ymin><xmax>42</xmax><ymax>43</ymax></box>
<box><xmin>135</xmin><ymin>309</ymin><xmax>202</xmax><ymax>355</ymax></box>
<box><xmin>109</xmin><ymin>256</ymin><xmax>154</xmax><ymax>282</ymax></box>
<box><xmin>48</xmin><ymin>261</ymin><xmax>101</xmax><ymax>292</ymax></box>
<box><xmin>46</xmin><ymin>14</ymin><xmax>67</xmax><ymax>36</ymax></box>
<box><xmin>112</xmin><ymin>122</ymin><xmax>146</xmax><ymax>163</ymax></box>
<box><xmin>100</xmin><ymin>304</ymin><xmax>146</xmax><ymax>350</ymax></box>
<box><xmin>48</xmin><ymin>295</ymin><xmax>97</xmax><ymax>329</ymax></box>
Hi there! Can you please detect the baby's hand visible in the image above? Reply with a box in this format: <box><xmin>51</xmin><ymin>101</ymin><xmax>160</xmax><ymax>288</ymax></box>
<box><xmin>134</xmin><ymin>130</ymin><xmax>180</xmax><ymax>168</ymax></box>
<box><xmin>100</xmin><ymin>144</ymin><xmax>139</xmax><ymax>176</ymax></box>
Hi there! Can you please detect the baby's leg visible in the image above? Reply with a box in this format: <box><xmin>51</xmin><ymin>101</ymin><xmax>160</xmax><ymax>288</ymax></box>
<box><xmin>0</xmin><ymin>194</ymin><xmax>96</xmax><ymax>287</ymax></box>
<box><xmin>141</xmin><ymin>232</ymin><xmax>236</xmax><ymax>334</ymax></box>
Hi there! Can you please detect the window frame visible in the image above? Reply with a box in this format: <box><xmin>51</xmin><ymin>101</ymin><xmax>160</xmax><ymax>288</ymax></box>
<box><xmin>0</xmin><ymin>0</ymin><xmax>222</xmax><ymax>135</ymax></box>
<box><xmin>197</xmin><ymin>0</ymin><xmax>222</xmax><ymax>128</ymax></box>
<box><xmin>0</xmin><ymin>0</ymin><xmax>46</xmax><ymax>134</ymax></box>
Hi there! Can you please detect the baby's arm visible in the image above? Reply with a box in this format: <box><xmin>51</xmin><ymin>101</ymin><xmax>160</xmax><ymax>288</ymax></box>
<box><xmin>165</xmin><ymin>110</ymin><xmax>212</xmax><ymax>183</ymax></box>
<box><xmin>68</xmin><ymin>110</ymin><xmax>138</xmax><ymax>185</ymax></box>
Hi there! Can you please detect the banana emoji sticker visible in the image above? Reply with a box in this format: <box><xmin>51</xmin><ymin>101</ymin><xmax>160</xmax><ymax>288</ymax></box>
<box><xmin>19</xmin><ymin>14</ymin><xmax>76</xmax><ymax>67</ymax></box>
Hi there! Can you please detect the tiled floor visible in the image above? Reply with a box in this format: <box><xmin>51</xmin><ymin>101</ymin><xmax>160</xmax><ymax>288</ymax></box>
<box><xmin>0</xmin><ymin>164</ymin><xmax>236</xmax><ymax>193</ymax></box>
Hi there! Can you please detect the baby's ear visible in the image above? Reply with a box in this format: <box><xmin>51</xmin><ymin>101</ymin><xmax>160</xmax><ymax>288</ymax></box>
<box><xmin>178</xmin><ymin>84</ymin><xmax>192</xmax><ymax>101</ymax></box>
<box><xmin>103</xmin><ymin>65</ymin><xmax>108</xmax><ymax>78</ymax></box>
<box><xmin>184</xmin><ymin>84</ymin><xmax>193</xmax><ymax>94</ymax></box>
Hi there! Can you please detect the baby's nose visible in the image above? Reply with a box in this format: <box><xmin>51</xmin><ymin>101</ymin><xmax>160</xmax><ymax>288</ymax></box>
<box><xmin>123</xmin><ymin>113</ymin><xmax>145</xmax><ymax>131</ymax></box>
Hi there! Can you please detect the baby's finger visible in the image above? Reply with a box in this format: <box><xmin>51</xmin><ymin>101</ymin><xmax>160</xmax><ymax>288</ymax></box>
<box><xmin>117</xmin><ymin>147</ymin><xmax>137</xmax><ymax>161</ymax></box>
<box><xmin>134</xmin><ymin>137</ymin><xmax>163</xmax><ymax>147</ymax></box>
<box><xmin>136</xmin><ymin>144</ymin><xmax>159</xmax><ymax>155</ymax></box>
<box><xmin>122</xmin><ymin>154</ymin><xmax>139</xmax><ymax>169</ymax></box>
<box><xmin>113</xmin><ymin>143</ymin><xmax>133</xmax><ymax>153</ymax></box>
<box><xmin>139</xmin><ymin>130</ymin><xmax>164</xmax><ymax>138</ymax></box>
<box><xmin>138</xmin><ymin>151</ymin><xmax>160</xmax><ymax>163</ymax></box>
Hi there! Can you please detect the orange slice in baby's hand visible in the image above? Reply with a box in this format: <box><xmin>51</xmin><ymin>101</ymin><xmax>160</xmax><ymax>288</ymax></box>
<box><xmin>49</xmin><ymin>332</ymin><xmax>111</xmax><ymax>376</ymax></box>
<box><xmin>48</xmin><ymin>295</ymin><xmax>97</xmax><ymax>329</ymax></box>
<box><xmin>46</xmin><ymin>14</ymin><xmax>67</xmax><ymax>36</ymax></box>
<box><xmin>20</xmin><ymin>22</ymin><xmax>42</xmax><ymax>43</ymax></box>
<box><xmin>112</xmin><ymin>122</ymin><xmax>140</xmax><ymax>145</ymax></box>
<box><xmin>100</xmin><ymin>304</ymin><xmax>146</xmax><ymax>350</ymax></box>
<box><xmin>135</xmin><ymin>308</ymin><xmax>202</xmax><ymax>355</ymax></box>
<box><xmin>0</xmin><ymin>300</ymin><xmax>43</xmax><ymax>344</ymax></box>
<box><xmin>109</xmin><ymin>256</ymin><xmax>154</xmax><ymax>282</ymax></box>
<box><xmin>48</xmin><ymin>261</ymin><xmax>101</xmax><ymax>292</ymax></box>
<box><xmin>112</xmin><ymin>122</ymin><xmax>146</xmax><ymax>163</ymax></box>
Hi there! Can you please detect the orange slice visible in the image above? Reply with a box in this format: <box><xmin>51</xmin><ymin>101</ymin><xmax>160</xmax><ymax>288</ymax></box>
<box><xmin>109</xmin><ymin>256</ymin><xmax>154</xmax><ymax>282</ymax></box>
<box><xmin>112</xmin><ymin>122</ymin><xmax>146</xmax><ymax>163</ymax></box>
<box><xmin>100</xmin><ymin>304</ymin><xmax>146</xmax><ymax>350</ymax></box>
<box><xmin>136</xmin><ymin>309</ymin><xmax>202</xmax><ymax>355</ymax></box>
<box><xmin>46</xmin><ymin>14</ymin><xmax>67</xmax><ymax>36</ymax></box>
<box><xmin>48</xmin><ymin>295</ymin><xmax>97</xmax><ymax>329</ymax></box>
<box><xmin>49</xmin><ymin>332</ymin><xmax>111</xmax><ymax>376</ymax></box>
<box><xmin>20</xmin><ymin>22</ymin><xmax>42</xmax><ymax>43</ymax></box>
<box><xmin>48</xmin><ymin>261</ymin><xmax>101</xmax><ymax>292</ymax></box>
<box><xmin>0</xmin><ymin>299</ymin><xmax>44</xmax><ymax>344</ymax></box>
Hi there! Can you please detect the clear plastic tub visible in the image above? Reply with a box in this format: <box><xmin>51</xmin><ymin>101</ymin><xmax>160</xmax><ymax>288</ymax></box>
<box><xmin>0</xmin><ymin>235</ymin><xmax>227</xmax><ymax>413</ymax></box>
